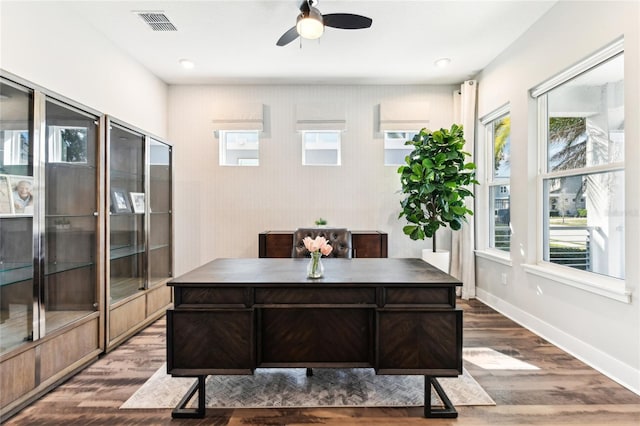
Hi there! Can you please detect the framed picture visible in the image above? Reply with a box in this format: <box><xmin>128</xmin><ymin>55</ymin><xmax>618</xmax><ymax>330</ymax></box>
<box><xmin>9</xmin><ymin>175</ymin><xmax>34</xmax><ymax>216</ymax></box>
<box><xmin>129</xmin><ymin>192</ymin><xmax>145</xmax><ymax>214</ymax></box>
<box><xmin>0</xmin><ymin>174</ymin><xmax>14</xmax><ymax>215</ymax></box>
<box><xmin>110</xmin><ymin>188</ymin><xmax>131</xmax><ymax>213</ymax></box>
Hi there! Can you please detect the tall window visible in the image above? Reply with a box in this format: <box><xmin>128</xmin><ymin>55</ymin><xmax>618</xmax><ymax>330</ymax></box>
<box><xmin>481</xmin><ymin>108</ymin><xmax>511</xmax><ymax>252</ymax></box>
<box><xmin>534</xmin><ymin>46</ymin><xmax>624</xmax><ymax>280</ymax></box>
<box><xmin>302</xmin><ymin>130</ymin><xmax>341</xmax><ymax>166</ymax></box>
<box><xmin>219</xmin><ymin>130</ymin><xmax>259</xmax><ymax>166</ymax></box>
<box><xmin>383</xmin><ymin>131</ymin><xmax>416</xmax><ymax>166</ymax></box>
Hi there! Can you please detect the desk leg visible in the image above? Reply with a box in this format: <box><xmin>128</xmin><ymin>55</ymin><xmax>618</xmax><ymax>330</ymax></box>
<box><xmin>424</xmin><ymin>376</ymin><xmax>458</xmax><ymax>418</ymax></box>
<box><xmin>172</xmin><ymin>375</ymin><xmax>206</xmax><ymax>418</ymax></box>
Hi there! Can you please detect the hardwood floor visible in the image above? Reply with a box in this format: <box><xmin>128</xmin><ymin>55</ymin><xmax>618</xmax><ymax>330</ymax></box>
<box><xmin>4</xmin><ymin>299</ymin><xmax>640</xmax><ymax>425</ymax></box>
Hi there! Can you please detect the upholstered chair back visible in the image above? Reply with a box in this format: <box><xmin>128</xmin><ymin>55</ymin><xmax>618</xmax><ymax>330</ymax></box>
<box><xmin>291</xmin><ymin>228</ymin><xmax>352</xmax><ymax>258</ymax></box>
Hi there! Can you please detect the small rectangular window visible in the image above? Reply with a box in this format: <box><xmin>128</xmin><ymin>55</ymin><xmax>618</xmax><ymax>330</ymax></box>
<box><xmin>302</xmin><ymin>131</ymin><xmax>341</xmax><ymax>166</ymax></box>
<box><xmin>383</xmin><ymin>131</ymin><xmax>416</xmax><ymax>166</ymax></box>
<box><xmin>219</xmin><ymin>130</ymin><xmax>259</xmax><ymax>166</ymax></box>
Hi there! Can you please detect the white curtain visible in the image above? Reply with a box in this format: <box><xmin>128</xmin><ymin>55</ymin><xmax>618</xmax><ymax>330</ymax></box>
<box><xmin>451</xmin><ymin>80</ymin><xmax>477</xmax><ymax>299</ymax></box>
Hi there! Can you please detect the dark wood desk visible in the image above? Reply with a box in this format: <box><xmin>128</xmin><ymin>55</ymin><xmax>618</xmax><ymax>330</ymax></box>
<box><xmin>167</xmin><ymin>258</ymin><xmax>462</xmax><ymax>419</ymax></box>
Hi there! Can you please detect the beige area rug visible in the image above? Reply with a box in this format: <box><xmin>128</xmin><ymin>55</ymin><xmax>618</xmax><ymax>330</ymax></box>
<box><xmin>120</xmin><ymin>364</ymin><xmax>495</xmax><ymax>409</ymax></box>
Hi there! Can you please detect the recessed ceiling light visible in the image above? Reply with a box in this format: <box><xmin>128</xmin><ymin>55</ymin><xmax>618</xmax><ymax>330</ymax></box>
<box><xmin>434</xmin><ymin>58</ymin><xmax>451</xmax><ymax>68</ymax></box>
<box><xmin>179</xmin><ymin>59</ymin><xmax>195</xmax><ymax>69</ymax></box>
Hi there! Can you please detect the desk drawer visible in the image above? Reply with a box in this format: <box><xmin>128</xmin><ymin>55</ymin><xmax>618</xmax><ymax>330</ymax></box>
<box><xmin>255</xmin><ymin>287</ymin><xmax>375</xmax><ymax>305</ymax></box>
<box><xmin>377</xmin><ymin>309</ymin><xmax>462</xmax><ymax>374</ymax></box>
<box><xmin>175</xmin><ymin>287</ymin><xmax>246</xmax><ymax>305</ymax></box>
<box><xmin>384</xmin><ymin>287</ymin><xmax>454</xmax><ymax>307</ymax></box>
<box><xmin>167</xmin><ymin>309</ymin><xmax>254</xmax><ymax>372</ymax></box>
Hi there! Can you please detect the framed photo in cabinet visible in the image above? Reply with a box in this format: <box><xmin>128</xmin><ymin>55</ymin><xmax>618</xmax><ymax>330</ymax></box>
<box><xmin>129</xmin><ymin>192</ymin><xmax>145</xmax><ymax>214</ymax></box>
<box><xmin>111</xmin><ymin>188</ymin><xmax>131</xmax><ymax>213</ymax></box>
<box><xmin>0</xmin><ymin>174</ymin><xmax>13</xmax><ymax>215</ymax></box>
<box><xmin>7</xmin><ymin>175</ymin><xmax>34</xmax><ymax>215</ymax></box>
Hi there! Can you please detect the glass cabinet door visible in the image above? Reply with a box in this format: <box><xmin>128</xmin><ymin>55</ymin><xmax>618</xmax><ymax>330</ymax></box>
<box><xmin>44</xmin><ymin>100</ymin><xmax>99</xmax><ymax>334</ymax></box>
<box><xmin>108</xmin><ymin>123</ymin><xmax>145</xmax><ymax>304</ymax></box>
<box><xmin>148</xmin><ymin>139</ymin><xmax>172</xmax><ymax>287</ymax></box>
<box><xmin>0</xmin><ymin>79</ymin><xmax>35</xmax><ymax>353</ymax></box>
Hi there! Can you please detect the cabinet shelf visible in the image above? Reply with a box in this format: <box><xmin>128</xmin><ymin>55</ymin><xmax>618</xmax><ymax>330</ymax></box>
<box><xmin>0</xmin><ymin>263</ymin><xmax>32</xmax><ymax>286</ymax></box>
<box><xmin>45</xmin><ymin>261</ymin><xmax>95</xmax><ymax>276</ymax></box>
<box><xmin>110</xmin><ymin>169</ymin><xmax>143</xmax><ymax>181</ymax></box>
<box><xmin>46</xmin><ymin>214</ymin><xmax>96</xmax><ymax>219</ymax></box>
<box><xmin>110</xmin><ymin>245</ymin><xmax>145</xmax><ymax>260</ymax></box>
<box><xmin>150</xmin><ymin>244</ymin><xmax>170</xmax><ymax>251</ymax></box>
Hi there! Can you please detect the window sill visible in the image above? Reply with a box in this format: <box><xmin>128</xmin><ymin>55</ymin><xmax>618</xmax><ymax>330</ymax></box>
<box><xmin>475</xmin><ymin>249</ymin><xmax>512</xmax><ymax>267</ymax></box>
<box><xmin>522</xmin><ymin>263</ymin><xmax>630</xmax><ymax>303</ymax></box>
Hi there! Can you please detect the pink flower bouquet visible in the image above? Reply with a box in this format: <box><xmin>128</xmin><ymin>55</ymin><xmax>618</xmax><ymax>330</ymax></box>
<box><xmin>303</xmin><ymin>236</ymin><xmax>332</xmax><ymax>278</ymax></box>
<box><xmin>303</xmin><ymin>236</ymin><xmax>333</xmax><ymax>256</ymax></box>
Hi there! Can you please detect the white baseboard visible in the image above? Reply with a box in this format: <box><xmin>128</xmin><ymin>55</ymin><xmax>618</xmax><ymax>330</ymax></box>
<box><xmin>475</xmin><ymin>288</ymin><xmax>640</xmax><ymax>396</ymax></box>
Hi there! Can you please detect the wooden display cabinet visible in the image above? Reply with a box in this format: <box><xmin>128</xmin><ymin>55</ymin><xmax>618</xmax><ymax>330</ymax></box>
<box><xmin>105</xmin><ymin>118</ymin><xmax>173</xmax><ymax>351</ymax></box>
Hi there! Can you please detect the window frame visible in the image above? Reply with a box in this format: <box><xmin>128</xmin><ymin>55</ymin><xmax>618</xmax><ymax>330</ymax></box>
<box><xmin>383</xmin><ymin>130</ymin><xmax>417</xmax><ymax>166</ymax></box>
<box><xmin>218</xmin><ymin>130</ymin><xmax>260</xmax><ymax>166</ymax></box>
<box><xmin>301</xmin><ymin>130</ymin><xmax>341</xmax><ymax>166</ymax></box>
<box><xmin>527</xmin><ymin>38</ymin><xmax>628</xmax><ymax>303</ymax></box>
<box><xmin>479</xmin><ymin>105</ymin><xmax>511</xmax><ymax>258</ymax></box>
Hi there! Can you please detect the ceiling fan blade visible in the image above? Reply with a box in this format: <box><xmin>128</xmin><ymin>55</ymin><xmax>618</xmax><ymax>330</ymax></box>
<box><xmin>322</xmin><ymin>13</ymin><xmax>372</xmax><ymax>30</ymax></box>
<box><xmin>276</xmin><ymin>26</ymin><xmax>300</xmax><ymax>46</ymax></box>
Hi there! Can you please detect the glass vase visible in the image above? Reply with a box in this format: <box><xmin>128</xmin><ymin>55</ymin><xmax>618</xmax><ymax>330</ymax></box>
<box><xmin>307</xmin><ymin>251</ymin><xmax>324</xmax><ymax>279</ymax></box>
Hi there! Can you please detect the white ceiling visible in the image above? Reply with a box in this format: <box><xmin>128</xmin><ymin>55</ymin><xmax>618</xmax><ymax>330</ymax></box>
<box><xmin>64</xmin><ymin>0</ymin><xmax>558</xmax><ymax>85</ymax></box>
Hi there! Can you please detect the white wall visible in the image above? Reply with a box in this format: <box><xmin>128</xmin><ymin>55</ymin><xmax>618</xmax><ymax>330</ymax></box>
<box><xmin>475</xmin><ymin>0</ymin><xmax>639</xmax><ymax>393</ymax></box>
<box><xmin>0</xmin><ymin>1</ymin><xmax>168</xmax><ymax>137</ymax></box>
<box><xmin>167</xmin><ymin>85</ymin><xmax>457</xmax><ymax>276</ymax></box>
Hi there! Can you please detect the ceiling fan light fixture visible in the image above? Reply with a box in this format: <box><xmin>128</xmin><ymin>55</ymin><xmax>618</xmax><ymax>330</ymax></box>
<box><xmin>296</xmin><ymin>7</ymin><xmax>324</xmax><ymax>40</ymax></box>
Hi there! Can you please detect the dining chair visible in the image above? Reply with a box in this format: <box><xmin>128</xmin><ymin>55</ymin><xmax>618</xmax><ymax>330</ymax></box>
<box><xmin>291</xmin><ymin>228</ymin><xmax>353</xmax><ymax>258</ymax></box>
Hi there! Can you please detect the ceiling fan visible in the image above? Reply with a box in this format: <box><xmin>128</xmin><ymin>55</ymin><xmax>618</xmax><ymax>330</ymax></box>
<box><xmin>276</xmin><ymin>0</ymin><xmax>373</xmax><ymax>47</ymax></box>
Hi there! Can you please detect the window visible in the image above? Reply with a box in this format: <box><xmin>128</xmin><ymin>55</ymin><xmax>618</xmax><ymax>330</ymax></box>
<box><xmin>383</xmin><ymin>131</ymin><xmax>416</xmax><ymax>166</ymax></box>
<box><xmin>535</xmin><ymin>46</ymin><xmax>624</xmax><ymax>280</ymax></box>
<box><xmin>2</xmin><ymin>130</ymin><xmax>29</xmax><ymax>165</ymax></box>
<box><xmin>302</xmin><ymin>131</ymin><xmax>341</xmax><ymax>166</ymax></box>
<box><xmin>219</xmin><ymin>130</ymin><xmax>259</xmax><ymax>166</ymax></box>
<box><xmin>47</xmin><ymin>125</ymin><xmax>88</xmax><ymax>163</ymax></box>
<box><xmin>481</xmin><ymin>108</ymin><xmax>511</xmax><ymax>253</ymax></box>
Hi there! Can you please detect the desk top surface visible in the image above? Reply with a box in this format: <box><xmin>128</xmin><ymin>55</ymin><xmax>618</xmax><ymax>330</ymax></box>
<box><xmin>169</xmin><ymin>258</ymin><xmax>461</xmax><ymax>286</ymax></box>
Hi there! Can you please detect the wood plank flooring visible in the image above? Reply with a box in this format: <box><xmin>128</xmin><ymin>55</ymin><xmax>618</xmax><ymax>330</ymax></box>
<box><xmin>4</xmin><ymin>299</ymin><xmax>640</xmax><ymax>425</ymax></box>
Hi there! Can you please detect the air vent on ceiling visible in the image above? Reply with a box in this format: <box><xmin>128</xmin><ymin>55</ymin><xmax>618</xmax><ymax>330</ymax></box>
<box><xmin>135</xmin><ymin>11</ymin><xmax>177</xmax><ymax>31</ymax></box>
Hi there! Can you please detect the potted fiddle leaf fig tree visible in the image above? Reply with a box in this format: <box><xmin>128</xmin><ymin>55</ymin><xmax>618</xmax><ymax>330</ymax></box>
<box><xmin>397</xmin><ymin>124</ymin><xmax>478</xmax><ymax>271</ymax></box>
